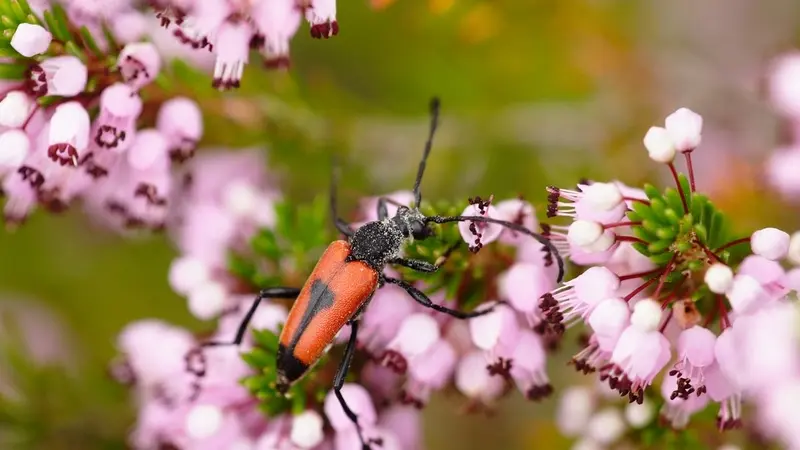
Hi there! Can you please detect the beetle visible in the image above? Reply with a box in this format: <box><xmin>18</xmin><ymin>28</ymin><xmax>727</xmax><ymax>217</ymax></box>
<box><xmin>188</xmin><ymin>98</ymin><xmax>564</xmax><ymax>449</ymax></box>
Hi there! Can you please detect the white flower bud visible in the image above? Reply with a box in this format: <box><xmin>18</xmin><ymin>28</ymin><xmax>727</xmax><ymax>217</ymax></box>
<box><xmin>789</xmin><ymin>231</ymin><xmax>800</xmax><ymax>266</ymax></box>
<box><xmin>585</xmin><ymin>408</ymin><xmax>626</xmax><ymax>445</ymax></box>
<box><xmin>665</xmin><ymin>107</ymin><xmax>703</xmax><ymax>152</ymax></box>
<box><xmin>11</xmin><ymin>23</ymin><xmax>52</xmax><ymax>57</ymax></box>
<box><xmin>0</xmin><ymin>91</ymin><xmax>33</xmax><ymax>128</ymax></box>
<box><xmin>187</xmin><ymin>280</ymin><xmax>227</xmax><ymax>320</ymax></box>
<box><xmin>704</xmin><ymin>263</ymin><xmax>733</xmax><ymax>294</ymax></box>
<box><xmin>290</xmin><ymin>410</ymin><xmax>325</xmax><ymax>449</ymax></box>
<box><xmin>751</xmin><ymin>228</ymin><xmax>790</xmax><ymax>261</ymax></box>
<box><xmin>568</xmin><ymin>220</ymin><xmax>604</xmax><ymax>248</ymax></box>
<box><xmin>630</xmin><ymin>298</ymin><xmax>662</xmax><ymax>332</ymax></box>
<box><xmin>185</xmin><ymin>404</ymin><xmax>223</xmax><ymax>440</ymax></box>
<box><xmin>625</xmin><ymin>399</ymin><xmax>654</xmax><ymax>428</ymax></box>
<box><xmin>582</xmin><ymin>182</ymin><xmax>623</xmax><ymax>212</ymax></box>
<box><xmin>643</xmin><ymin>126</ymin><xmax>676</xmax><ymax>163</ymax></box>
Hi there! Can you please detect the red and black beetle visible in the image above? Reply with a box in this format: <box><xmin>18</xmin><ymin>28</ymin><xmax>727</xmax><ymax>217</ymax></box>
<box><xmin>190</xmin><ymin>98</ymin><xmax>564</xmax><ymax>449</ymax></box>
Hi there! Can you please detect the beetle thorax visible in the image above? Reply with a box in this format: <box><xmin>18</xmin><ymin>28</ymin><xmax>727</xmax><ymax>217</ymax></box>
<box><xmin>349</xmin><ymin>220</ymin><xmax>405</xmax><ymax>269</ymax></box>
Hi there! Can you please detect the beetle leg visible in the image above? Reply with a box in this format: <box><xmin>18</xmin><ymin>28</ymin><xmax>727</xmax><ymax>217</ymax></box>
<box><xmin>202</xmin><ymin>287</ymin><xmax>302</xmax><ymax>347</ymax></box>
<box><xmin>333</xmin><ymin>320</ymin><xmax>373</xmax><ymax>450</ymax></box>
<box><xmin>383</xmin><ymin>276</ymin><xmax>497</xmax><ymax>319</ymax></box>
<box><xmin>376</xmin><ymin>196</ymin><xmax>406</xmax><ymax>220</ymax></box>
<box><xmin>389</xmin><ymin>241</ymin><xmax>461</xmax><ymax>272</ymax></box>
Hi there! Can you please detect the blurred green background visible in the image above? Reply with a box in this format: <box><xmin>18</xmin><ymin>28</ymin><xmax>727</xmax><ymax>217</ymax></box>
<box><xmin>2</xmin><ymin>0</ymin><xmax>800</xmax><ymax>448</ymax></box>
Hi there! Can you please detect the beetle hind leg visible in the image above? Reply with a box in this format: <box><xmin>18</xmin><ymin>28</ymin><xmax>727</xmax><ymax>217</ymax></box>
<box><xmin>333</xmin><ymin>320</ymin><xmax>376</xmax><ymax>450</ymax></box>
<box><xmin>383</xmin><ymin>275</ymin><xmax>498</xmax><ymax>319</ymax></box>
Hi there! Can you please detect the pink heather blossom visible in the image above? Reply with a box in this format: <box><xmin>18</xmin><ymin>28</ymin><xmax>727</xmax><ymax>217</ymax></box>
<box><xmin>586</xmin><ymin>297</ymin><xmax>630</xmax><ymax>352</ymax></box>
<box><xmin>2</xmin><ymin>171</ymin><xmax>37</xmax><ymax>226</ymax></box>
<box><xmin>768</xmin><ymin>52</ymin><xmax>800</xmax><ymax>118</ymax></box>
<box><xmin>252</xmin><ymin>0</ymin><xmax>303</xmax><ymax>69</ymax></box>
<box><xmin>359</xmin><ymin>284</ymin><xmax>415</xmax><ymax>356</ymax></box>
<box><xmin>660</xmin><ymin>372</ymin><xmax>710</xmax><ymax>429</ymax></box>
<box><xmin>48</xmin><ymin>101</ymin><xmax>91</xmax><ymax>166</ymax></box>
<box><xmin>212</xmin><ymin>21</ymin><xmax>252</xmax><ymax>90</ymax></box>
<box><xmin>495</xmin><ymin>198</ymin><xmax>537</xmax><ymax>245</ymax></box>
<box><xmin>546</xmin><ymin>182</ymin><xmax>626</xmax><ymax>224</ymax></box>
<box><xmin>93</xmin><ymin>82</ymin><xmax>143</xmax><ymax>152</ymax></box>
<box><xmin>454</xmin><ymin>350</ymin><xmax>505</xmax><ymax>406</ymax></box>
<box><xmin>541</xmin><ymin>266</ymin><xmax>621</xmax><ymax>333</ymax></box>
<box><xmin>704</xmin><ymin>362</ymin><xmax>743</xmax><ymax>431</ymax></box>
<box><xmin>11</xmin><ymin>23</ymin><xmax>52</xmax><ymax>57</ymax></box>
<box><xmin>0</xmin><ymin>91</ymin><xmax>34</xmax><ymax>128</ymax></box>
<box><xmin>765</xmin><ymin>146</ymin><xmax>800</xmax><ymax>198</ymax></box>
<box><xmin>0</xmin><ymin>130</ymin><xmax>31</xmax><ymax>177</ymax></box>
<box><xmin>726</xmin><ymin>275</ymin><xmax>768</xmax><ymax>315</ymax></box>
<box><xmin>305</xmin><ymin>0</ymin><xmax>339</xmax><ymax>39</ymax></box>
<box><xmin>458</xmin><ymin>202</ymin><xmax>503</xmax><ymax>249</ymax></box>
<box><xmin>509</xmin><ymin>330</ymin><xmax>552</xmax><ymax>400</ymax></box>
<box><xmin>27</xmin><ymin>55</ymin><xmax>88</xmax><ymax>97</ymax></box>
<box><xmin>118</xmin><ymin>42</ymin><xmax>162</xmax><ymax>90</ymax></box>
<box><xmin>402</xmin><ymin>339</ymin><xmax>457</xmax><ymax>407</ymax></box>
<box><xmin>556</xmin><ymin>386</ymin><xmax>595</xmax><ymax>437</ymax></box>
<box><xmin>468</xmin><ymin>302</ymin><xmax>521</xmax><ymax>366</ymax></box>
<box><xmin>378</xmin><ymin>406</ymin><xmax>421</xmax><ymax>450</ymax></box>
<box><xmin>603</xmin><ymin>300</ymin><xmax>670</xmax><ymax>403</ymax></box>
<box><xmin>672</xmin><ymin>325</ymin><xmax>717</xmax><ymax>397</ymax></box>
<box><xmin>498</xmin><ymin>262</ymin><xmax>554</xmax><ymax>326</ymax></box>
<box><xmin>380</xmin><ymin>313</ymin><xmax>440</xmax><ymax>374</ymax></box>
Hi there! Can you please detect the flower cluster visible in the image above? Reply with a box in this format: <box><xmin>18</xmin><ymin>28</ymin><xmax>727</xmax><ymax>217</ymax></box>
<box><xmin>0</xmin><ymin>1</ymin><xmax>203</xmax><ymax>231</ymax></box>
<box><xmin>150</xmin><ymin>0</ymin><xmax>339</xmax><ymax>89</ymax></box>
<box><xmin>111</xmin><ymin>147</ymin><xmax>574</xmax><ymax>448</ymax></box>
<box><xmin>543</xmin><ymin>106</ymin><xmax>800</xmax><ymax>445</ymax></box>
<box><xmin>765</xmin><ymin>51</ymin><xmax>800</xmax><ymax>199</ymax></box>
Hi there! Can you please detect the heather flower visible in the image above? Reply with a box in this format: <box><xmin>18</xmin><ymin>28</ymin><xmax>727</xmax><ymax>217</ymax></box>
<box><xmin>27</xmin><ymin>55</ymin><xmax>88</xmax><ymax>97</ymax></box>
<box><xmin>0</xmin><ymin>91</ymin><xmax>34</xmax><ymax>128</ymax></box>
<box><xmin>118</xmin><ymin>42</ymin><xmax>162</xmax><ymax>90</ymax></box>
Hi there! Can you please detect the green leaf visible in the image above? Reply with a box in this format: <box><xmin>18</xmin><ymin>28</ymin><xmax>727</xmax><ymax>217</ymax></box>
<box><xmin>9</xmin><ymin>1</ymin><xmax>28</xmax><ymax>24</ymax></box>
<box><xmin>78</xmin><ymin>26</ymin><xmax>103</xmax><ymax>58</ymax></box>
<box><xmin>64</xmin><ymin>40</ymin><xmax>85</xmax><ymax>61</ymax></box>
<box><xmin>678</xmin><ymin>173</ymin><xmax>692</xmax><ymax>210</ymax></box>
<box><xmin>650</xmin><ymin>252</ymin><xmax>675</xmax><ymax>265</ymax></box>
<box><xmin>0</xmin><ymin>62</ymin><xmax>27</xmax><ymax>79</ymax></box>
<box><xmin>2</xmin><ymin>15</ymin><xmax>17</xmax><ymax>29</ymax></box>
<box><xmin>648</xmin><ymin>239</ymin><xmax>672</xmax><ymax>254</ymax></box>
<box><xmin>663</xmin><ymin>188</ymin><xmax>686</xmax><ymax>215</ymax></box>
<box><xmin>42</xmin><ymin>10</ymin><xmax>68</xmax><ymax>42</ymax></box>
<box><xmin>643</xmin><ymin>183</ymin><xmax>662</xmax><ymax>201</ymax></box>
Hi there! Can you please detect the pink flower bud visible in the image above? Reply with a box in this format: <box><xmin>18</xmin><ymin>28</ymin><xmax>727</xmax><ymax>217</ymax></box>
<box><xmin>156</xmin><ymin>97</ymin><xmax>203</xmax><ymax>163</ymax></box>
<box><xmin>0</xmin><ymin>91</ymin><xmax>33</xmax><ymax>128</ymax></box>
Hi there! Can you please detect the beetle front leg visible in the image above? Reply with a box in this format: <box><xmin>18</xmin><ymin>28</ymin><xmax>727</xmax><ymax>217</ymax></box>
<box><xmin>333</xmin><ymin>320</ymin><xmax>375</xmax><ymax>450</ymax></box>
<box><xmin>389</xmin><ymin>241</ymin><xmax>461</xmax><ymax>273</ymax></box>
<box><xmin>383</xmin><ymin>276</ymin><xmax>497</xmax><ymax>319</ymax></box>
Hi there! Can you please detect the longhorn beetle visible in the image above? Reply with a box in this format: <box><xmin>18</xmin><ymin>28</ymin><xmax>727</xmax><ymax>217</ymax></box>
<box><xmin>188</xmin><ymin>97</ymin><xmax>565</xmax><ymax>449</ymax></box>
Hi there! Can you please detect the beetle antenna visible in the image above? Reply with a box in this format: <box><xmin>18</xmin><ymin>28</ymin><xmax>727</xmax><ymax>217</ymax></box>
<box><xmin>425</xmin><ymin>214</ymin><xmax>566</xmax><ymax>283</ymax></box>
<box><xmin>412</xmin><ymin>97</ymin><xmax>441</xmax><ymax>209</ymax></box>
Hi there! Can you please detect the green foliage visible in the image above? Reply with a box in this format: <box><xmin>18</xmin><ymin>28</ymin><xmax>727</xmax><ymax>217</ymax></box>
<box><xmin>0</xmin><ymin>314</ymin><xmax>128</xmax><ymax>449</ymax></box>
<box><xmin>229</xmin><ymin>195</ymin><xmax>336</xmax><ymax>290</ymax></box>
<box><xmin>626</xmin><ymin>173</ymin><xmax>747</xmax><ymax>269</ymax></box>
<box><xmin>239</xmin><ymin>327</ymin><xmax>329</xmax><ymax>417</ymax></box>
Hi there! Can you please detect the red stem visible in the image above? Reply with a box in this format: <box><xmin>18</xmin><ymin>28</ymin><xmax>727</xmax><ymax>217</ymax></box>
<box><xmin>21</xmin><ymin>104</ymin><xmax>40</xmax><ymax>131</ymax></box>
<box><xmin>659</xmin><ymin>310</ymin><xmax>673</xmax><ymax>333</ymax></box>
<box><xmin>616</xmin><ymin>235</ymin><xmax>647</xmax><ymax>245</ymax></box>
<box><xmin>667</xmin><ymin>162</ymin><xmax>689</xmax><ymax>213</ymax></box>
<box><xmin>653</xmin><ymin>253</ymin><xmax>678</xmax><ymax>299</ymax></box>
<box><xmin>623</xmin><ymin>197</ymin><xmax>650</xmax><ymax>206</ymax></box>
<box><xmin>603</xmin><ymin>221</ymin><xmax>642</xmax><ymax>230</ymax></box>
<box><xmin>717</xmin><ymin>295</ymin><xmax>731</xmax><ymax>330</ymax></box>
<box><xmin>624</xmin><ymin>275</ymin><xmax>659</xmax><ymax>302</ymax></box>
<box><xmin>696</xmin><ymin>240</ymin><xmax>724</xmax><ymax>264</ymax></box>
<box><xmin>619</xmin><ymin>268</ymin><xmax>662</xmax><ymax>281</ymax></box>
<box><xmin>714</xmin><ymin>237</ymin><xmax>751</xmax><ymax>253</ymax></box>
<box><xmin>684</xmin><ymin>151</ymin><xmax>696</xmax><ymax>192</ymax></box>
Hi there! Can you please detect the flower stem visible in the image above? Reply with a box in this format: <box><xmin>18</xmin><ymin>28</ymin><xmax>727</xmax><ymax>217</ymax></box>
<box><xmin>696</xmin><ymin>240</ymin><xmax>724</xmax><ymax>264</ymax></box>
<box><xmin>717</xmin><ymin>295</ymin><xmax>731</xmax><ymax>330</ymax></box>
<box><xmin>659</xmin><ymin>310</ymin><xmax>673</xmax><ymax>333</ymax></box>
<box><xmin>668</xmin><ymin>162</ymin><xmax>689</xmax><ymax>213</ymax></box>
<box><xmin>603</xmin><ymin>221</ymin><xmax>642</xmax><ymax>230</ymax></box>
<box><xmin>624</xmin><ymin>275</ymin><xmax>659</xmax><ymax>302</ymax></box>
<box><xmin>684</xmin><ymin>151</ymin><xmax>696</xmax><ymax>192</ymax></box>
<box><xmin>653</xmin><ymin>253</ymin><xmax>678</xmax><ymax>299</ymax></box>
<box><xmin>615</xmin><ymin>235</ymin><xmax>647</xmax><ymax>245</ymax></box>
<box><xmin>714</xmin><ymin>237</ymin><xmax>751</xmax><ymax>253</ymax></box>
<box><xmin>623</xmin><ymin>197</ymin><xmax>651</xmax><ymax>206</ymax></box>
<box><xmin>619</xmin><ymin>268</ymin><xmax>662</xmax><ymax>281</ymax></box>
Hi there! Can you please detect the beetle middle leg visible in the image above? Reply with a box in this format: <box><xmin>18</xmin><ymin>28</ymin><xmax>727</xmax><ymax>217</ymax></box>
<box><xmin>333</xmin><ymin>320</ymin><xmax>376</xmax><ymax>450</ymax></box>
<box><xmin>383</xmin><ymin>276</ymin><xmax>496</xmax><ymax>319</ymax></box>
